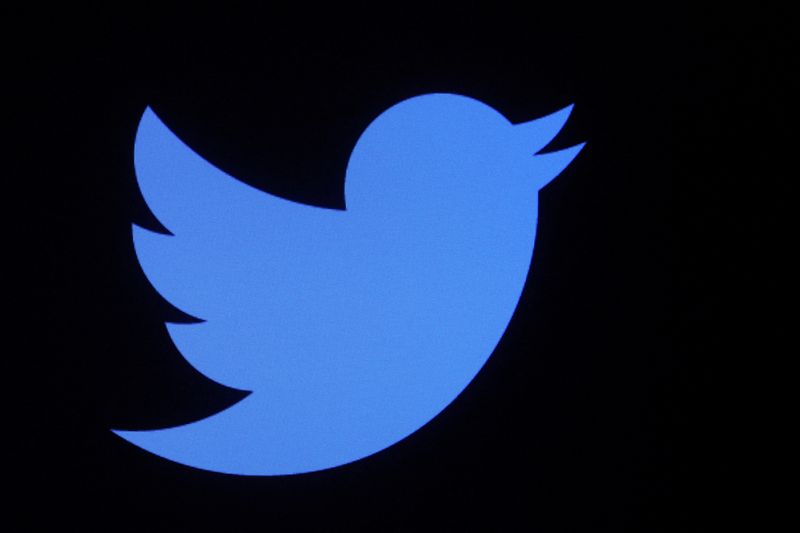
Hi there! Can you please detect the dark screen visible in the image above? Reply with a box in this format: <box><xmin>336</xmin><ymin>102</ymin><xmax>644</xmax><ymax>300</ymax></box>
<box><xmin>11</xmin><ymin>7</ymin><xmax>714</xmax><ymax>531</ymax></box>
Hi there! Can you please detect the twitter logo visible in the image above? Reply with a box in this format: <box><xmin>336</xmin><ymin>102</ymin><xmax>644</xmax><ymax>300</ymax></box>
<box><xmin>113</xmin><ymin>93</ymin><xmax>584</xmax><ymax>475</ymax></box>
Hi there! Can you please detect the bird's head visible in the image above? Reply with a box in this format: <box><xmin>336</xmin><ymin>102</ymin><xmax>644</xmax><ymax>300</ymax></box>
<box><xmin>344</xmin><ymin>93</ymin><xmax>582</xmax><ymax>224</ymax></box>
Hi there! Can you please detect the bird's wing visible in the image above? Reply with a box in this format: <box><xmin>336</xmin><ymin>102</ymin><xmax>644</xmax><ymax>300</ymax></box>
<box><xmin>132</xmin><ymin>108</ymin><xmax>344</xmax><ymax>389</ymax></box>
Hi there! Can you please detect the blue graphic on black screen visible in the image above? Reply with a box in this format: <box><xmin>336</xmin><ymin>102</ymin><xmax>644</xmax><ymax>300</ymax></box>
<box><xmin>113</xmin><ymin>93</ymin><xmax>584</xmax><ymax>475</ymax></box>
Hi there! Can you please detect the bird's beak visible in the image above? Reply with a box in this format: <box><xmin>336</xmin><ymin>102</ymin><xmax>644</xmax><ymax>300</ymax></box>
<box><xmin>514</xmin><ymin>104</ymin><xmax>574</xmax><ymax>155</ymax></box>
<box><xmin>529</xmin><ymin>143</ymin><xmax>586</xmax><ymax>190</ymax></box>
<box><xmin>513</xmin><ymin>104</ymin><xmax>585</xmax><ymax>190</ymax></box>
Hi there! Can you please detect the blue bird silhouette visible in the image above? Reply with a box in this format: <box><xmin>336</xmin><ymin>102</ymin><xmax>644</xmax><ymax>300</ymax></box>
<box><xmin>113</xmin><ymin>93</ymin><xmax>584</xmax><ymax>475</ymax></box>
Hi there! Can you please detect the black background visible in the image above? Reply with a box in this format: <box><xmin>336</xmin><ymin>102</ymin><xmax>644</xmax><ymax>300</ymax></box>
<box><xmin>12</xmin><ymin>5</ymin><xmax>781</xmax><ymax>531</ymax></box>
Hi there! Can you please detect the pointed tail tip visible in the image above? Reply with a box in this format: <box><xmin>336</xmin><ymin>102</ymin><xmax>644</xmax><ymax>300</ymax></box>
<box><xmin>110</xmin><ymin>428</ymin><xmax>135</xmax><ymax>444</ymax></box>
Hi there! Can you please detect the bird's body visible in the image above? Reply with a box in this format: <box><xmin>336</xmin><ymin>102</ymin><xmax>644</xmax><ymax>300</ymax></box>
<box><xmin>115</xmin><ymin>94</ymin><xmax>583</xmax><ymax>475</ymax></box>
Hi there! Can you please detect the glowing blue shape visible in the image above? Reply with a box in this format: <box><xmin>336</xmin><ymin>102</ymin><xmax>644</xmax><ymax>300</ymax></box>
<box><xmin>113</xmin><ymin>93</ymin><xmax>584</xmax><ymax>475</ymax></box>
